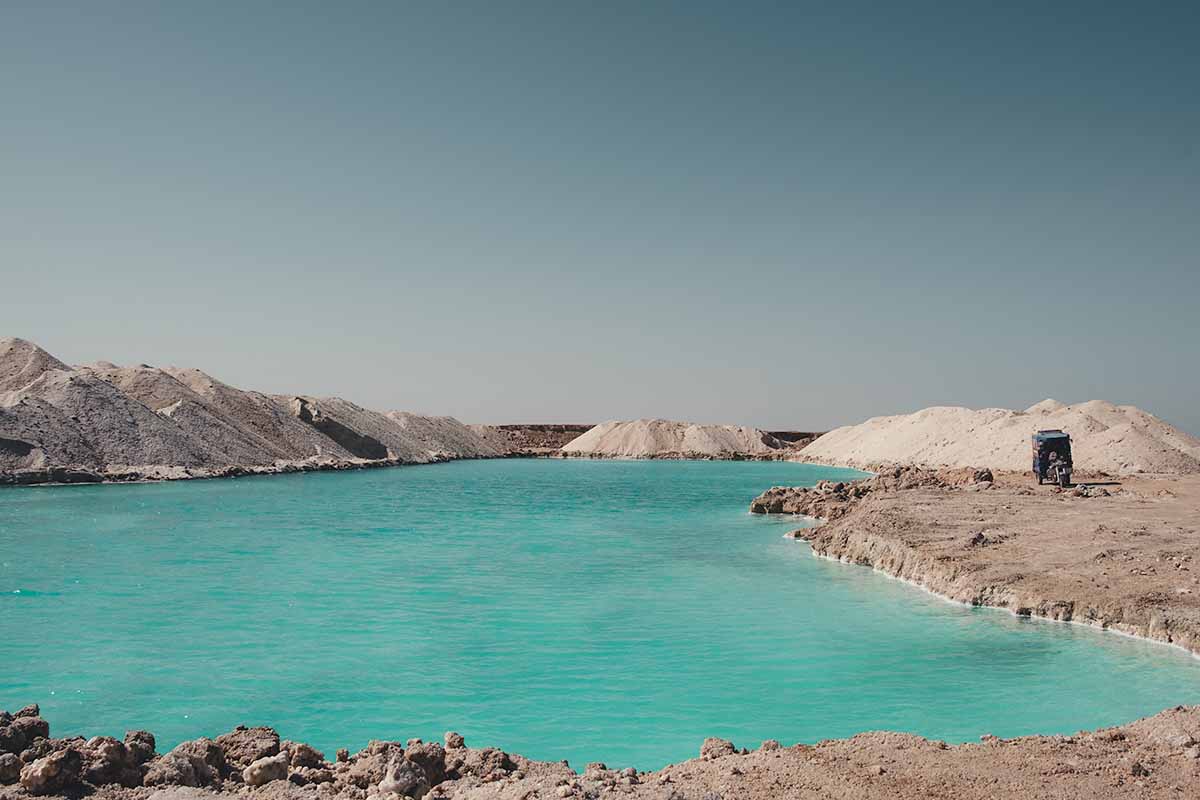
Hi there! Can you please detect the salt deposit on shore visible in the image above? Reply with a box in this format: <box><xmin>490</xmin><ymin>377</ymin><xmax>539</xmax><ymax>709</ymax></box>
<box><xmin>802</xmin><ymin>399</ymin><xmax>1200</xmax><ymax>475</ymax></box>
<box><xmin>561</xmin><ymin>419</ymin><xmax>788</xmax><ymax>458</ymax></box>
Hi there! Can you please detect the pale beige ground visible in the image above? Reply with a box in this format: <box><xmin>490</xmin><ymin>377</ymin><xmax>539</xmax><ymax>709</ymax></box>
<box><xmin>802</xmin><ymin>400</ymin><xmax>1200</xmax><ymax>475</ymax></box>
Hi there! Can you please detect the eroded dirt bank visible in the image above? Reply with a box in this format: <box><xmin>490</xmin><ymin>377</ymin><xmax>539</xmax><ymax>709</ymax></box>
<box><xmin>4</xmin><ymin>704</ymin><xmax>1200</xmax><ymax>800</ymax></box>
<box><xmin>753</xmin><ymin>468</ymin><xmax>1200</xmax><ymax>655</ymax></box>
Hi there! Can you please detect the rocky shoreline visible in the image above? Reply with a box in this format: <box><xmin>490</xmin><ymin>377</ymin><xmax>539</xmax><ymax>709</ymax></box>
<box><xmin>752</xmin><ymin>466</ymin><xmax>1200</xmax><ymax>657</ymax></box>
<box><xmin>5</xmin><ymin>702</ymin><xmax>1200</xmax><ymax>800</ymax></box>
<box><xmin>0</xmin><ymin>704</ymin><xmax>545</xmax><ymax>799</ymax></box>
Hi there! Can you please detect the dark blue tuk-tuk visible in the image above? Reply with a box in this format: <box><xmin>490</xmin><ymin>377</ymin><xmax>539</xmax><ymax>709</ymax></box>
<box><xmin>1032</xmin><ymin>430</ymin><xmax>1073</xmax><ymax>487</ymax></box>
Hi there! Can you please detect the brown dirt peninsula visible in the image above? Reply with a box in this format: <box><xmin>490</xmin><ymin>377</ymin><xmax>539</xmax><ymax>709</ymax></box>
<box><xmin>752</xmin><ymin>468</ymin><xmax>1200</xmax><ymax>655</ymax></box>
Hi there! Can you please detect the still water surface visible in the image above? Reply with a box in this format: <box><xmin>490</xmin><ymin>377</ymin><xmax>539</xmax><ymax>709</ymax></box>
<box><xmin>2</xmin><ymin>459</ymin><xmax>1198</xmax><ymax>768</ymax></box>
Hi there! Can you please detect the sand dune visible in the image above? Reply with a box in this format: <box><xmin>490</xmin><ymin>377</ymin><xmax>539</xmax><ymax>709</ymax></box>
<box><xmin>562</xmin><ymin>418</ymin><xmax>787</xmax><ymax>458</ymax></box>
<box><xmin>802</xmin><ymin>399</ymin><xmax>1200</xmax><ymax>475</ymax></box>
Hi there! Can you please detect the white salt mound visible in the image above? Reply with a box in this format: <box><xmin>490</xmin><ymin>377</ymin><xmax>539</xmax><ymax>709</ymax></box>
<box><xmin>802</xmin><ymin>399</ymin><xmax>1200</xmax><ymax>475</ymax></box>
<box><xmin>0</xmin><ymin>337</ymin><xmax>69</xmax><ymax>392</ymax></box>
<box><xmin>562</xmin><ymin>419</ymin><xmax>784</xmax><ymax>457</ymax></box>
<box><xmin>0</xmin><ymin>337</ymin><xmax>503</xmax><ymax>474</ymax></box>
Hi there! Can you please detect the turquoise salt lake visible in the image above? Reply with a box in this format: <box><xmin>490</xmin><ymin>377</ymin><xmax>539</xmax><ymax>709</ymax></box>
<box><xmin>3</xmin><ymin>459</ymin><xmax>1199</xmax><ymax>769</ymax></box>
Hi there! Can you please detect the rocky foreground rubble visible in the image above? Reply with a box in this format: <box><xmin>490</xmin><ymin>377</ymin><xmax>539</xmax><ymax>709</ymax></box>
<box><xmin>559</xmin><ymin>420</ymin><xmax>799</xmax><ymax>460</ymax></box>
<box><xmin>0</xmin><ymin>704</ymin><xmax>540</xmax><ymax>799</ymax></box>
<box><xmin>6</xmin><ymin>704</ymin><xmax>1200</xmax><ymax>799</ymax></box>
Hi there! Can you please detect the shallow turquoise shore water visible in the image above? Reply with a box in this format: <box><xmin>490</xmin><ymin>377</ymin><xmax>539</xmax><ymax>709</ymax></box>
<box><xmin>2</xmin><ymin>459</ymin><xmax>1199</xmax><ymax>769</ymax></box>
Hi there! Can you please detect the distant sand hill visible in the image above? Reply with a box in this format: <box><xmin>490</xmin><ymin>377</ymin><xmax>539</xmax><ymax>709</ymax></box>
<box><xmin>561</xmin><ymin>419</ymin><xmax>788</xmax><ymax>458</ymax></box>
<box><xmin>0</xmin><ymin>337</ymin><xmax>505</xmax><ymax>478</ymax></box>
<box><xmin>802</xmin><ymin>400</ymin><xmax>1200</xmax><ymax>475</ymax></box>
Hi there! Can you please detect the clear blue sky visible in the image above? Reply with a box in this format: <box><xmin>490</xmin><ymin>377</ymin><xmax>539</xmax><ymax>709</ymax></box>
<box><xmin>2</xmin><ymin>1</ymin><xmax>1197</xmax><ymax>432</ymax></box>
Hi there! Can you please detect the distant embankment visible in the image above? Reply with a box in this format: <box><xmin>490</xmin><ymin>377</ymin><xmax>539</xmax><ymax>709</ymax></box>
<box><xmin>470</xmin><ymin>424</ymin><xmax>594</xmax><ymax>456</ymax></box>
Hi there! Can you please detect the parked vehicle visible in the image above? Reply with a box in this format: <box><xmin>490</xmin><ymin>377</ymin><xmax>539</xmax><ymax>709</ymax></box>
<box><xmin>1032</xmin><ymin>430</ymin><xmax>1073</xmax><ymax>487</ymax></box>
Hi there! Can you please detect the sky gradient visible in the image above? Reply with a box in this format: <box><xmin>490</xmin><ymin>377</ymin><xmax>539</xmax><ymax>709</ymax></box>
<box><xmin>2</xmin><ymin>2</ymin><xmax>1197</xmax><ymax>432</ymax></box>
